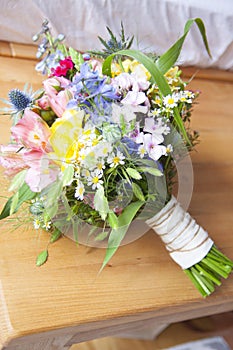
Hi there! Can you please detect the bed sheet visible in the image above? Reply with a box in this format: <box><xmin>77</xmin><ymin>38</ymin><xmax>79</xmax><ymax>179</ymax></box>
<box><xmin>0</xmin><ymin>0</ymin><xmax>232</xmax><ymax>70</ymax></box>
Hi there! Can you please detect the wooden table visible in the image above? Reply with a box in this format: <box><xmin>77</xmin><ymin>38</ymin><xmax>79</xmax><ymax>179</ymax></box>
<box><xmin>0</xmin><ymin>50</ymin><xmax>232</xmax><ymax>350</ymax></box>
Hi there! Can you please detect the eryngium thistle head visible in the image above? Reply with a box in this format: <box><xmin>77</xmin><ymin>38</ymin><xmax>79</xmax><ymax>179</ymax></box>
<box><xmin>8</xmin><ymin>89</ymin><xmax>32</xmax><ymax>112</ymax></box>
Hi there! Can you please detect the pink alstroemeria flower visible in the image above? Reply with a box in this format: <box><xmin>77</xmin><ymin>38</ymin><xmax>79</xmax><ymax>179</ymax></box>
<box><xmin>11</xmin><ymin>109</ymin><xmax>52</xmax><ymax>152</ymax></box>
<box><xmin>37</xmin><ymin>95</ymin><xmax>50</xmax><ymax>110</ymax></box>
<box><xmin>24</xmin><ymin>156</ymin><xmax>59</xmax><ymax>192</ymax></box>
<box><xmin>0</xmin><ymin>144</ymin><xmax>28</xmax><ymax>176</ymax></box>
<box><xmin>43</xmin><ymin>77</ymin><xmax>73</xmax><ymax>117</ymax></box>
<box><xmin>23</xmin><ymin>150</ymin><xmax>60</xmax><ymax>192</ymax></box>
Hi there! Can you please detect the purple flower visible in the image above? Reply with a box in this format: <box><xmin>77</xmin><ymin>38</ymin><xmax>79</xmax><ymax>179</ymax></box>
<box><xmin>71</xmin><ymin>62</ymin><xmax>119</xmax><ymax>113</ymax></box>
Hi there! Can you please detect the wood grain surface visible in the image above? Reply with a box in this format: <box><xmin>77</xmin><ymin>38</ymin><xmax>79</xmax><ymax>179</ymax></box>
<box><xmin>0</xmin><ymin>46</ymin><xmax>232</xmax><ymax>350</ymax></box>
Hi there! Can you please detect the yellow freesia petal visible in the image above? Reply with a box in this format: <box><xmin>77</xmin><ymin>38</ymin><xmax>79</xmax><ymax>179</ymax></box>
<box><xmin>49</xmin><ymin>109</ymin><xmax>84</xmax><ymax>163</ymax></box>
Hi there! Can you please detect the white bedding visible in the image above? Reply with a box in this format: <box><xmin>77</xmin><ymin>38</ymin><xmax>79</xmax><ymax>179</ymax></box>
<box><xmin>0</xmin><ymin>0</ymin><xmax>233</xmax><ymax>70</ymax></box>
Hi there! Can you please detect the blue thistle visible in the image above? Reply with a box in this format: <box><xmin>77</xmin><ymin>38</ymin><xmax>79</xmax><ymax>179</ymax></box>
<box><xmin>89</xmin><ymin>22</ymin><xmax>134</xmax><ymax>59</ymax></box>
<box><xmin>8</xmin><ymin>89</ymin><xmax>32</xmax><ymax>112</ymax></box>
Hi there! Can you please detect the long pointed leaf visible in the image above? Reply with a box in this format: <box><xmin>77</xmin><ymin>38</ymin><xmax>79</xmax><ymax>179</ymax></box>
<box><xmin>100</xmin><ymin>201</ymin><xmax>144</xmax><ymax>271</ymax></box>
<box><xmin>102</xmin><ymin>49</ymin><xmax>171</xmax><ymax>95</ymax></box>
<box><xmin>156</xmin><ymin>18</ymin><xmax>211</xmax><ymax>74</ymax></box>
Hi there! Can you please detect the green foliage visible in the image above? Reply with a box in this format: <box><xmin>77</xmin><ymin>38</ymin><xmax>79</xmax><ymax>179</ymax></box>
<box><xmin>101</xmin><ymin>200</ymin><xmax>145</xmax><ymax>271</ymax></box>
<box><xmin>126</xmin><ymin>167</ymin><xmax>142</xmax><ymax>180</ymax></box>
<box><xmin>8</xmin><ymin>169</ymin><xmax>27</xmax><ymax>192</ymax></box>
<box><xmin>0</xmin><ymin>183</ymin><xmax>36</xmax><ymax>220</ymax></box>
<box><xmin>68</xmin><ymin>47</ymin><xmax>84</xmax><ymax>70</ymax></box>
<box><xmin>50</xmin><ymin>228</ymin><xmax>63</xmax><ymax>243</ymax></box>
<box><xmin>102</xmin><ymin>18</ymin><xmax>211</xmax><ymax>145</ymax></box>
<box><xmin>62</xmin><ymin>166</ymin><xmax>74</xmax><ymax>187</ymax></box>
<box><xmin>94</xmin><ymin>186</ymin><xmax>110</xmax><ymax>221</ymax></box>
<box><xmin>132</xmin><ymin>182</ymin><xmax>145</xmax><ymax>201</ymax></box>
<box><xmin>36</xmin><ymin>250</ymin><xmax>48</xmax><ymax>266</ymax></box>
<box><xmin>90</xmin><ymin>22</ymin><xmax>134</xmax><ymax>59</ymax></box>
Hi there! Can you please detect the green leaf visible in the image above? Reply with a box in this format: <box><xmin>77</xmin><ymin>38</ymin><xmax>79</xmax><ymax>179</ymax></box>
<box><xmin>107</xmin><ymin>211</ymin><xmax>118</xmax><ymax>229</ymax></box>
<box><xmin>94</xmin><ymin>230</ymin><xmax>109</xmax><ymax>241</ymax></box>
<box><xmin>100</xmin><ymin>201</ymin><xmax>144</xmax><ymax>271</ymax></box>
<box><xmin>8</xmin><ymin>169</ymin><xmax>27</xmax><ymax>192</ymax></box>
<box><xmin>94</xmin><ymin>185</ymin><xmax>109</xmax><ymax>221</ymax></box>
<box><xmin>126</xmin><ymin>167</ymin><xmax>142</xmax><ymax>180</ymax></box>
<box><xmin>62</xmin><ymin>165</ymin><xmax>74</xmax><ymax>187</ymax></box>
<box><xmin>50</xmin><ymin>228</ymin><xmax>62</xmax><ymax>243</ymax></box>
<box><xmin>140</xmin><ymin>167</ymin><xmax>163</xmax><ymax>177</ymax></box>
<box><xmin>36</xmin><ymin>250</ymin><xmax>48</xmax><ymax>266</ymax></box>
<box><xmin>132</xmin><ymin>182</ymin><xmax>145</xmax><ymax>201</ymax></box>
<box><xmin>18</xmin><ymin>182</ymin><xmax>37</xmax><ymax>203</ymax></box>
<box><xmin>68</xmin><ymin>47</ymin><xmax>84</xmax><ymax>69</ymax></box>
<box><xmin>0</xmin><ymin>197</ymin><xmax>14</xmax><ymax>220</ymax></box>
<box><xmin>10</xmin><ymin>191</ymin><xmax>19</xmax><ymax>216</ymax></box>
<box><xmin>41</xmin><ymin>180</ymin><xmax>63</xmax><ymax>219</ymax></box>
<box><xmin>0</xmin><ymin>182</ymin><xmax>36</xmax><ymax>220</ymax></box>
<box><xmin>156</xmin><ymin>18</ymin><xmax>211</xmax><ymax>75</ymax></box>
<box><xmin>102</xmin><ymin>49</ymin><xmax>171</xmax><ymax>95</ymax></box>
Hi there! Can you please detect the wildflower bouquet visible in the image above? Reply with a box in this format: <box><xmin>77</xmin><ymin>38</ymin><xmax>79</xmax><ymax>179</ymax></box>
<box><xmin>0</xmin><ymin>19</ymin><xmax>232</xmax><ymax>297</ymax></box>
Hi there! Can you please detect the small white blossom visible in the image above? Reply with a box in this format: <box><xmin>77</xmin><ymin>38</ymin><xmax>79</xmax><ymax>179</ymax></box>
<box><xmin>81</xmin><ymin>168</ymin><xmax>90</xmax><ymax>178</ymax></box>
<box><xmin>43</xmin><ymin>221</ymin><xmax>52</xmax><ymax>231</ymax></box>
<box><xmin>94</xmin><ymin>141</ymin><xmax>113</xmax><ymax>158</ymax></box>
<box><xmin>163</xmin><ymin>94</ymin><xmax>179</xmax><ymax>108</ymax></box>
<box><xmin>33</xmin><ymin>218</ymin><xmax>41</xmax><ymax>230</ymax></box>
<box><xmin>75</xmin><ymin>181</ymin><xmax>85</xmax><ymax>200</ymax></box>
<box><xmin>95</xmin><ymin>159</ymin><xmax>106</xmax><ymax>172</ymax></box>
<box><xmin>107</xmin><ymin>151</ymin><xmax>125</xmax><ymax>168</ymax></box>
<box><xmin>138</xmin><ymin>145</ymin><xmax>147</xmax><ymax>158</ymax></box>
<box><xmin>143</xmin><ymin>133</ymin><xmax>167</xmax><ymax>161</ymax></box>
<box><xmin>87</xmin><ymin>170</ymin><xmax>103</xmax><ymax>190</ymax></box>
<box><xmin>165</xmin><ymin>144</ymin><xmax>173</xmax><ymax>155</ymax></box>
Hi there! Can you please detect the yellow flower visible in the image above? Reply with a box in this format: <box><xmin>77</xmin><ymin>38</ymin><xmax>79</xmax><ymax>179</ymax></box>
<box><xmin>129</xmin><ymin>60</ymin><xmax>151</xmax><ymax>80</ymax></box>
<box><xmin>122</xmin><ymin>59</ymin><xmax>133</xmax><ymax>72</ymax></box>
<box><xmin>49</xmin><ymin>109</ymin><xmax>84</xmax><ymax>166</ymax></box>
<box><xmin>111</xmin><ymin>62</ymin><xmax>121</xmax><ymax>77</ymax></box>
<box><xmin>165</xmin><ymin>66</ymin><xmax>179</xmax><ymax>79</ymax></box>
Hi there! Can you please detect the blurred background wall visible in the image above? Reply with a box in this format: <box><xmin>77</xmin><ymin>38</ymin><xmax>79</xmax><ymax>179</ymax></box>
<box><xmin>0</xmin><ymin>0</ymin><xmax>232</xmax><ymax>69</ymax></box>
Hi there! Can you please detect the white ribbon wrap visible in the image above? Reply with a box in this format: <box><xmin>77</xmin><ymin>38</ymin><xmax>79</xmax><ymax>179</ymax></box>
<box><xmin>145</xmin><ymin>196</ymin><xmax>214</xmax><ymax>269</ymax></box>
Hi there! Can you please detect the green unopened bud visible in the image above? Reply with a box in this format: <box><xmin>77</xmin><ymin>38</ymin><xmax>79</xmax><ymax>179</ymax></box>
<box><xmin>41</xmin><ymin>110</ymin><xmax>56</xmax><ymax>123</ymax></box>
<box><xmin>30</xmin><ymin>201</ymin><xmax>44</xmax><ymax>215</ymax></box>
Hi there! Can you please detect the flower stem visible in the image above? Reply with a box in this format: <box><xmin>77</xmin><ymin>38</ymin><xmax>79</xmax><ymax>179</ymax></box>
<box><xmin>184</xmin><ymin>245</ymin><xmax>233</xmax><ymax>297</ymax></box>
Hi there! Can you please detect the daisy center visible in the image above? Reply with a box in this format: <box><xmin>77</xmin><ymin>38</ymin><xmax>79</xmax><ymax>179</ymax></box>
<box><xmin>92</xmin><ymin>176</ymin><xmax>99</xmax><ymax>184</ymax></box>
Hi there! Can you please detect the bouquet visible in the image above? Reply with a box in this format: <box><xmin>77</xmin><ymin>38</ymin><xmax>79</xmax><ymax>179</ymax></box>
<box><xmin>0</xmin><ymin>19</ymin><xmax>232</xmax><ymax>297</ymax></box>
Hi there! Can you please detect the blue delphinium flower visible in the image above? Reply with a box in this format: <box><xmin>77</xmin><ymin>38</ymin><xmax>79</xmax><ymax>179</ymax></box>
<box><xmin>121</xmin><ymin>137</ymin><xmax>140</xmax><ymax>154</ymax></box>
<box><xmin>72</xmin><ymin>62</ymin><xmax>119</xmax><ymax>112</ymax></box>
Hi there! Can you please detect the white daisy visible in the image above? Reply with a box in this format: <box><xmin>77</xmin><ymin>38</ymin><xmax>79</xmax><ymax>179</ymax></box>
<box><xmin>87</xmin><ymin>170</ymin><xmax>104</xmax><ymax>190</ymax></box>
<box><xmin>107</xmin><ymin>151</ymin><xmax>125</xmax><ymax>168</ymax></box>
<box><xmin>138</xmin><ymin>145</ymin><xmax>147</xmax><ymax>158</ymax></box>
<box><xmin>33</xmin><ymin>218</ymin><xmax>41</xmax><ymax>230</ymax></box>
<box><xmin>165</xmin><ymin>144</ymin><xmax>173</xmax><ymax>155</ymax></box>
<box><xmin>163</xmin><ymin>94</ymin><xmax>179</xmax><ymax>108</ymax></box>
<box><xmin>43</xmin><ymin>221</ymin><xmax>52</xmax><ymax>231</ymax></box>
<box><xmin>75</xmin><ymin>181</ymin><xmax>85</xmax><ymax>200</ymax></box>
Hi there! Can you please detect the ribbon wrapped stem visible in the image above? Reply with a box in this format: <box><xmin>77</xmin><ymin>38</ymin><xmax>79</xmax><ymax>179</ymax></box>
<box><xmin>146</xmin><ymin>196</ymin><xmax>233</xmax><ymax>297</ymax></box>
